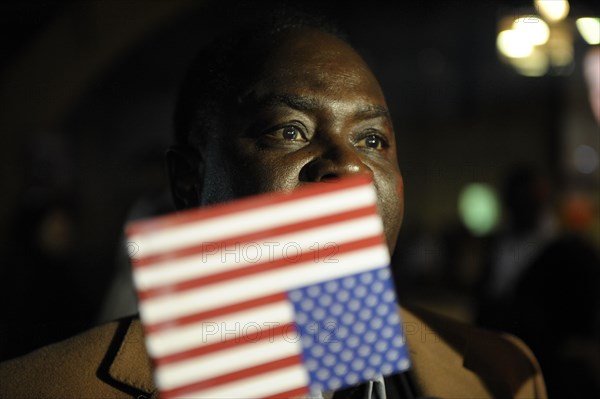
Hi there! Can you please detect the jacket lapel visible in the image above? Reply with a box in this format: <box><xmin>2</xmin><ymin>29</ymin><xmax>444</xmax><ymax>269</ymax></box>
<box><xmin>107</xmin><ymin>318</ymin><xmax>158</xmax><ymax>397</ymax></box>
<box><xmin>401</xmin><ymin>307</ymin><xmax>494</xmax><ymax>398</ymax></box>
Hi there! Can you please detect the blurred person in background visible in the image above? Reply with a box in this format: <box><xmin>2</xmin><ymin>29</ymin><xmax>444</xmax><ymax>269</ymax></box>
<box><xmin>477</xmin><ymin>166</ymin><xmax>556</xmax><ymax>330</ymax></box>
<box><xmin>478</xmin><ymin>167</ymin><xmax>600</xmax><ymax>397</ymax></box>
<box><xmin>507</xmin><ymin>185</ymin><xmax>600</xmax><ymax>397</ymax></box>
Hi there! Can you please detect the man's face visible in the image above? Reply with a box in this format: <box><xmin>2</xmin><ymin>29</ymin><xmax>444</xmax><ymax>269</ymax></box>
<box><xmin>201</xmin><ymin>29</ymin><xmax>404</xmax><ymax>252</ymax></box>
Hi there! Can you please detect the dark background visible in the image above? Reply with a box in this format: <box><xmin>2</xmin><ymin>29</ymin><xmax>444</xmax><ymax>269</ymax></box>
<box><xmin>1</xmin><ymin>0</ymin><xmax>599</xmax><ymax>396</ymax></box>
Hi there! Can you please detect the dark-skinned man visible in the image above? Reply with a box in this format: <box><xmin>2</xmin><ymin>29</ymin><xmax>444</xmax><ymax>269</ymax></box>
<box><xmin>0</xmin><ymin>14</ymin><xmax>547</xmax><ymax>399</ymax></box>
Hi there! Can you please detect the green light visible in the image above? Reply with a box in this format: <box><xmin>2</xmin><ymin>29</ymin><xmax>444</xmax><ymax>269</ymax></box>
<box><xmin>458</xmin><ymin>183</ymin><xmax>500</xmax><ymax>236</ymax></box>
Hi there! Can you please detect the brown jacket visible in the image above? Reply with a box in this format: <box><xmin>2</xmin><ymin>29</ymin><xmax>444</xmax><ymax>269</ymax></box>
<box><xmin>0</xmin><ymin>307</ymin><xmax>547</xmax><ymax>398</ymax></box>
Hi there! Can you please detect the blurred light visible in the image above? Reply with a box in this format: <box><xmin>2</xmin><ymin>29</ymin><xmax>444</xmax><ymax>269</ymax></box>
<box><xmin>576</xmin><ymin>18</ymin><xmax>600</xmax><ymax>45</ymax></box>
<box><xmin>548</xmin><ymin>47</ymin><xmax>573</xmax><ymax>71</ymax></box>
<box><xmin>535</xmin><ymin>0</ymin><xmax>570</xmax><ymax>22</ymax></box>
<box><xmin>497</xmin><ymin>30</ymin><xmax>534</xmax><ymax>58</ymax></box>
<box><xmin>546</xmin><ymin>26</ymin><xmax>573</xmax><ymax>72</ymax></box>
<box><xmin>512</xmin><ymin>16</ymin><xmax>550</xmax><ymax>45</ymax></box>
<box><xmin>562</xmin><ymin>192</ymin><xmax>595</xmax><ymax>231</ymax></box>
<box><xmin>584</xmin><ymin>48</ymin><xmax>600</xmax><ymax>124</ymax></box>
<box><xmin>510</xmin><ymin>47</ymin><xmax>550</xmax><ymax>76</ymax></box>
<box><xmin>574</xmin><ymin>145</ymin><xmax>599</xmax><ymax>174</ymax></box>
<box><xmin>458</xmin><ymin>183</ymin><xmax>500</xmax><ymax>236</ymax></box>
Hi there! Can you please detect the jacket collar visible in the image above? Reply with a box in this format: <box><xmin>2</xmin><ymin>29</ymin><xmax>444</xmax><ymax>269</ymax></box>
<box><xmin>107</xmin><ymin>317</ymin><xmax>157</xmax><ymax>398</ymax></box>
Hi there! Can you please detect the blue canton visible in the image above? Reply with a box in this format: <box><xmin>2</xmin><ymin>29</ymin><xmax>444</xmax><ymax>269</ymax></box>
<box><xmin>288</xmin><ymin>267</ymin><xmax>410</xmax><ymax>394</ymax></box>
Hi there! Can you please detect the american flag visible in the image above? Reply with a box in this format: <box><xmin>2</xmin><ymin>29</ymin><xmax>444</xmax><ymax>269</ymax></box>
<box><xmin>127</xmin><ymin>175</ymin><xmax>410</xmax><ymax>398</ymax></box>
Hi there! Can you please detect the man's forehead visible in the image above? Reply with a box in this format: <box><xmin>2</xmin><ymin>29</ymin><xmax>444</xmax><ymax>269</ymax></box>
<box><xmin>236</xmin><ymin>34</ymin><xmax>387</xmax><ymax>113</ymax></box>
<box><xmin>239</xmin><ymin>93</ymin><xmax>390</xmax><ymax>120</ymax></box>
<box><xmin>224</xmin><ymin>28</ymin><xmax>391</xmax><ymax>127</ymax></box>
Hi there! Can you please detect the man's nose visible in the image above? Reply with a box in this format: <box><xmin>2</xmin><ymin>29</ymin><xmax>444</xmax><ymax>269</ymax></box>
<box><xmin>301</xmin><ymin>141</ymin><xmax>371</xmax><ymax>182</ymax></box>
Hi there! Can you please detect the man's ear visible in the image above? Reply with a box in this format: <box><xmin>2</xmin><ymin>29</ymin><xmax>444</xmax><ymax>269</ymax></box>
<box><xmin>166</xmin><ymin>146</ymin><xmax>204</xmax><ymax>210</ymax></box>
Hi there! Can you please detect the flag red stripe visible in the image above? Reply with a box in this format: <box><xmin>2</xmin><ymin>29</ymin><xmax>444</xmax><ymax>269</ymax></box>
<box><xmin>160</xmin><ymin>355</ymin><xmax>302</xmax><ymax>399</ymax></box>
<box><xmin>133</xmin><ymin>204</ymin><xmax>378</xmax><ymax>267</ymax></box>
<box><xmin>145</xmin><ymin>292</ymin><xmax>286</xmax><ymax>334</ymax></box>
<box><xmin>154</xmin><ymin>322</ymin><xmax>296</xmax><ymax>366</ymax></box>
<box><xmin>139</xmin><ymin>235</ymin><xmax>384</xmax><ymax>302</ymax></box>
<box><xmin>127</xmin><ymin>174</ymin><xmax>372</xmax><ymax>236</ymax></box>
<box><xmin>263</xmin><ymin>386</ymin><xmax>309</xmax><ymax>399</ymax></box>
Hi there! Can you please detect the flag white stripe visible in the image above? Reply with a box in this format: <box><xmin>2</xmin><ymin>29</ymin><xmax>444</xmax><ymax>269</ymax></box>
<box><xmin>156</xmin><ymin>335</ymin><xmax>300</xmax><ymax>391</ymax></box>
<box><xmin>134</xmin><ymin>215</ymin><xmax>383</xmax><ymax>290</ymax></box>
<box><xmin>140</xmin><ymin>245</ymin><xmax>389</xmax><ymax>324</ymax></box>
<box><xmin>146</xmin><ymin>301</ymin><xmax>294</xmax><ymax>358</ymax></box>
<box><xmin>180</xmin><ymin>364</ymin><xmax>308</xmax><ymax>399</ymax></box>
<box><xmin>131</xmin><ymin>185</ymin><xmax>375</xmax><ymax>258</ymax></box>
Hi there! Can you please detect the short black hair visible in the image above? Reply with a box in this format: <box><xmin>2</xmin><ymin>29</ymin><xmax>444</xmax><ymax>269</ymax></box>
<box><xmin>173</xmin><ymin>7</ymin><xmax>346</xmax><ymax>150</ymax></box>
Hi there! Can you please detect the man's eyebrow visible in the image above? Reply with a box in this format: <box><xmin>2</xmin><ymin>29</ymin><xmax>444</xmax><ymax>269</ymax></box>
<box><xmin>258</xmin><ymin>94</ymin><xmax>320</xmax><ymax>111</ymax></box>
<box><xmin>248</xmin><ymin>94</ymin><xmax>391</xmax><ymax>119</ymax></box>
<box><xmin>354</xmin><ymin>104</ymin><xmax>390</xmax><ymax>119</ymax></box>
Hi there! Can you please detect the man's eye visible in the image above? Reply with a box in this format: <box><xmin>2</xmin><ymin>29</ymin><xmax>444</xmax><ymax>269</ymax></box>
<box><xmin>282</xmin><ymin>126</ymin><xmax>299</xmax><ymax>140</ymax></box>
<box><xmin>358</xmin><ymin>134</ymin><xmax>387</xmax><ymax>150</ymax></box>
<box><xmin>269</xmin><ymin>126</ymin><xmax>307</xmax><ymax>142</ymax></box>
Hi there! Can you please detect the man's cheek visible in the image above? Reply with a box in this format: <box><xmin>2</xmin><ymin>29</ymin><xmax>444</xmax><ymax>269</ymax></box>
<box><xmin>396</xmin><ymin>173</ymin><xmax>405</xmax><ymax>225</ymax></box>
<box><xmin>238</xmin><ymin>160</ymin><xmax>291</xmax><ymax>195</ymax></box>
<box><xmin>396</xmin><ymin>172</ymin><xmax>404</xmax><ymax>197</ymax></box>
<box><xmin>260</xmin><ymin>157</ymin><xmax>304</xmax><ymax>192</ymax></box>
<box><xmin>377</xmin><ymin>171</ymin><xmax>404</xmax><ymax>250</ymax></box>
